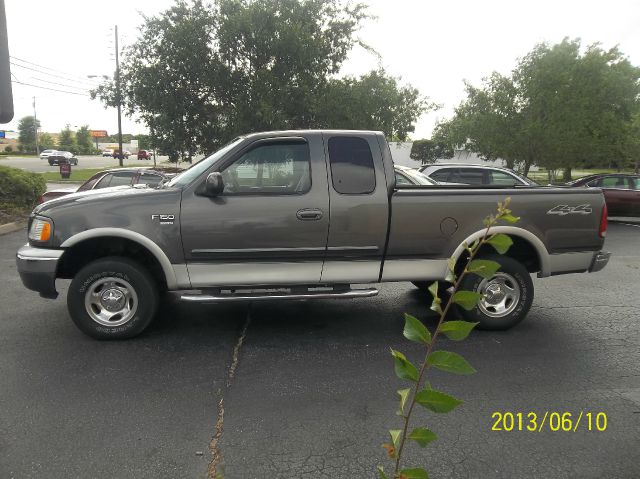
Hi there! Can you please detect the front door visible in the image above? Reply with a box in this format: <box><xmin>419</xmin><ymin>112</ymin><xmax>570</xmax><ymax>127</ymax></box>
<box><xmin>180</xmin><ymin>135</ymin><xmax>329</xmax><ymax>287</ymax></box>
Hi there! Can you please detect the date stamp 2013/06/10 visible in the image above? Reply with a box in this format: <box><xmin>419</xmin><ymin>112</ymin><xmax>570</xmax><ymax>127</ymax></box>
<box><xmin>491</xmin><ymin>411</ymin><xmax>607</xmax><ymax>432</ymax></box>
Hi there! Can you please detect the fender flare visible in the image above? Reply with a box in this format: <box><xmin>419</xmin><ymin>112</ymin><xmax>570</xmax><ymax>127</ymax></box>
<box><xmin>60</xmin><ymin>228</ymin><xmax>178</xmax><ymax>288</ymax></box>
<box><xmin>451</xmin><ymin>226</ymin><xmax>551</xmax><ymax>277</ymax></box>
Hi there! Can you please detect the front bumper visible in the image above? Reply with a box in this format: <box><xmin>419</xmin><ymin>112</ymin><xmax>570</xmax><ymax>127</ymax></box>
<box><xmin>16</xmin><ymin>244</ymin><xmax>63</xmax><ymax>299</ymax></box>
<box><xmin>589</xmin><ymin>250</ymin><xmax>611</xmax><ymax>273</ymax></box>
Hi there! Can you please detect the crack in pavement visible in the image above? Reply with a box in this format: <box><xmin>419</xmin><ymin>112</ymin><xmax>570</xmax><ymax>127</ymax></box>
<box><xmin>207</xmin><ymin>307</ymin><xmax>252</xmax><ymax>478</ymax></box>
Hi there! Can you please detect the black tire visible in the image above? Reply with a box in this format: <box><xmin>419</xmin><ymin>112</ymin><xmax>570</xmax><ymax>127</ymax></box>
<box><xmin>457</xmin><ymin>255</ymin><xmax>533</xmax><ymax>330</ymax></box>
<box><xmin>67</xmin><ymin>256</ymin><xmax>159</xmax><ymax>339</ymax></box>
<box><xmin>48</xmin><ymin>160</ymin><xmax>54</xmax><ymax>166</ymax></box>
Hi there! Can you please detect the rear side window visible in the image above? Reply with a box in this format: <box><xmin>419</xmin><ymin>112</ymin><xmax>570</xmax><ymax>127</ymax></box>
<box><xmin>453</xmin><ymin>168</ymin><xmax>485</xmax><ymax>185</ymax></box>
<box><xmin>328</xmin><ymin>136</ymin><xmax>376</xmax><ymax>194</ymax></box>
<box><xmin>489</xmin><ymin>170</ymin><xmax>520</xmax><ymax>186</ymax></box>
<box><xmin>600</xmin><ymin>176</ymin><xmax>632</xmax><ymax>189</ymax></box>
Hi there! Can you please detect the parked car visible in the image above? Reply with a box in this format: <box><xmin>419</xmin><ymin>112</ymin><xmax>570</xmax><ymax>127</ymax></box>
<box><xmin>102</xmin><ymin>149</ymin><xmax>114</xmax><ymax>157</ymax></box>
<box><xmin>567</xmin><ymin>174</ymin><xmax>640</xmax><ymax>217</ymax></box>
<box><xmin>39</xmin><ymin>149</ymin><xmax>57</xmax><ymax>160</ymax></box>
<box><xmin>38</xmin><ymin>167</ymin><xmax>183</xmax><ymax>203</ymax></box>
<box><xmin>137</xmin><ymin>149</ymin><xmax>151</xmax><ymax>160</ymax></box>
<box><xmin>18</xmin><ymin>129</ymin><xmax>609</xmax><ymax>339</ymax></box>
<box><xmin>419</xmin><ymin>164</ymin><xmax>537</xmax><ymax>187</ymax></box>
<box><xmin>113</xmin><ymin>149</ymin><xmax>131</xmax><ymax>159</ymax></box>
<box><xmin>394</xmin><ymin>165</ymin><xmax>462</xmax><ymax>186</ymax></box>
<box><xmin>48</xmin><ymin>151</ymin><xmax>78</xmax><ymax>166</ymax></box>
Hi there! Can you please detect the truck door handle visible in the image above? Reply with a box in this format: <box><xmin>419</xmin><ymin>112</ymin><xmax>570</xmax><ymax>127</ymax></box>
<box><xmin>296</xmin><ymin>208</ymin><xmax>323</xmax><ymax>221</ymax></box>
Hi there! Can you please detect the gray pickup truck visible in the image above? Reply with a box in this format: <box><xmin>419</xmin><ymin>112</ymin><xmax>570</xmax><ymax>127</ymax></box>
<box><xmin>16</xmin><ymin>130</ymin><xmax>610</xmax><ymax>339</ymax></box>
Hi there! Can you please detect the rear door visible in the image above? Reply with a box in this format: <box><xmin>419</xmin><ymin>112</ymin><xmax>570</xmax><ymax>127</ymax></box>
<box><xmin>321</xmin><ymin>133</ymin><xmax>390</xmax><ymax>283</ymax></box>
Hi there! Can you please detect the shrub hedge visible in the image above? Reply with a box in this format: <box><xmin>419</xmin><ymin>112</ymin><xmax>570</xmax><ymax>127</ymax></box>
<box><xmin>0</xmin><ymin>165</ymin><xmax>46</xmax><ymax>211</ymax></box>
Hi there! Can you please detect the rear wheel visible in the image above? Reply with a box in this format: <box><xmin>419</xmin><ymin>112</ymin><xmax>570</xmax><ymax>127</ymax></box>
<box><xmin>67</xmin><ymin>257</ymin><xmax>158</xmax><ymax>339</ymax></box>
<box><xmin>457</xmin><ymin>255</ymin><xmax>533</xmax><ymax>330</ymax></box>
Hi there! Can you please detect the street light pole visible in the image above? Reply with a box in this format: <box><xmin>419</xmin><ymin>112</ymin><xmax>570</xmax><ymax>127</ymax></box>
<box><xmin>32</xmin><ymin>96</ymin><xmax>39</xmax><ymax>154</ymax></box>
<box><xmin>115</xmin><ymin>24</ymin><xmax>123</xmax><ymax>167</ymax></box>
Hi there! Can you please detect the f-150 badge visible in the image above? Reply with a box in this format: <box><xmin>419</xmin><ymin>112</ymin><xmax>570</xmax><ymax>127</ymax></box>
<box><xmin>547</xmin><ymin>204</ymin><xmax>592</xmax><ymax>216</ymax></box>
<box><xmin>151</xmin><ymin>214</ymin><xmax>175</xmax><ymax>224</ymax></box>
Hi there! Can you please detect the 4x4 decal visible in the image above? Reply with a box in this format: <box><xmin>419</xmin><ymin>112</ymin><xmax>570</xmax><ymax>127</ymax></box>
<box><xmin>547</xmin><ymin>204</ymin><xmax>592</xmax><ymax>216</ymax></box>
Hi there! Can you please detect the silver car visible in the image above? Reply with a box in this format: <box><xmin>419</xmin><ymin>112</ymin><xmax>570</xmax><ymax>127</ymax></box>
<box><xmin>419</xmin><ymin>163</ymin><xmax>537</xmax><ymax>187</ymax></box>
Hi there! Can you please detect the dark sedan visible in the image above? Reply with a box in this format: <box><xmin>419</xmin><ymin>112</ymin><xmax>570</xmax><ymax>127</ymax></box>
<box><xmin>568</xmin><ymin>174</ymin><xmax>640</xmax><ymax>216</ymax></box>
<box><xmin>39</xmin><ymin>167</ymin><xmax>182</xmax><ymax>203</ymax></box>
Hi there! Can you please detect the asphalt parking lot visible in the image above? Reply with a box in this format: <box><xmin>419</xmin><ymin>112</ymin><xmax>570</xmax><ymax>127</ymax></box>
<box><xmin>0</xmin><ymin>155</ymin><xmax>174</xmax><ymax>173</ymax></box>
<box><xmin>1</xmin><ymin>223</ymin><xmax>639</xmax><ymax>478</ymax></box>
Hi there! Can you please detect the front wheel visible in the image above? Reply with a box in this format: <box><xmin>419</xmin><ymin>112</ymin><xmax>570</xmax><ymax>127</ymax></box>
<box><xmin>457</xmin><ymin>255</ymin><xmax>533</xmax><ymax>330</ymax></box>
<box><xmin>67</xmin><ymin>257</ymin><xmax>159</xmax><ymax>339</ymax></box>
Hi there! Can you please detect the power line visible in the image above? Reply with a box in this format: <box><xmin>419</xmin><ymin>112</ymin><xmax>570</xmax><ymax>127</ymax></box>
<box><xmin>10</xmin><ymin>55</ymin><xmax>104</xmax><ymax>85</ymax></box>
<box><xmin>30</xmin><ymin>76</ymin><xmax>90</xmax><ymax>92</ymax></box>
<box><xmin>10</xmin><ymin>61</ymin><xmax>100</xmax><ymax>87</ymax></box>
<box><xmin>11</xmin><ymin>79</ymin><xmax>89</xmax><ymax>96</ymax></box>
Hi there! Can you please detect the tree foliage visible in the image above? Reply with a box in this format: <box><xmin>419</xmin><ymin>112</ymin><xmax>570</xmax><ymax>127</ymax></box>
<box><xmin>75</xmin><ymin>125</ymin><xmax>94</xmax><ymax>155</ymax></box>
<box><xmin>93</xmin><ymin>0</ymin><xmax>429</xmax><ymax>159</ymax></box>
<box><xmin>38</xmin><ymin>133</ymin><xmax>55</xmax><ymax>150</ymax></box>
<box><xmin>17</xmin><ymin>116</ymin><xmax>40</xmax><ymax>153</ymax></box>
<box><xmin>57</xmin><ymin>125</ymin><xmax>77</xmax><ymax>153</ymax></box>
<box><xmin>437</xmin><ymin>38</ymin><xmax>640</xmax><ymax>177</ymax></box>
<box><xmin>410</xmin><ymin>138</ymin><xmax>454</xmax><ymax>165</ymax></box>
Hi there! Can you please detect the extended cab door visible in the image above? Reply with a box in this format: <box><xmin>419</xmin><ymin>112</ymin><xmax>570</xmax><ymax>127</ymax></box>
<box><xmin>180</xmin><ymin>134</ymin><xmax>330</xmax><ymax>287</ymax></box>
<box><xmin>320</xmin><ymin>133</ymin><xmax>390</xmax><ymax>283</ymax></box>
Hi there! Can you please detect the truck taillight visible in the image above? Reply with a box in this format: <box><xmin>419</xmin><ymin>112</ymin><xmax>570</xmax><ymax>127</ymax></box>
<box><xmin>599</xmin><ymin>202</ymin><xmax>608</xmax><ymax>238</ymax></box>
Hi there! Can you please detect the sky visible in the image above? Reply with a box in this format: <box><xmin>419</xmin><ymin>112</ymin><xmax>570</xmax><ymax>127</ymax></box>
<box><xmin>4</xmin><ymin>0</ymin><xmax>640</xmax><ymax>139</ymax></box>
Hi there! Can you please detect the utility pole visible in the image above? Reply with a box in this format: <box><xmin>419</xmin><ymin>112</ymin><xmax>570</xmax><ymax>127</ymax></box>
<box><xmin>115</xmin><ymin>25</ymin><xmax>123</xmax><ymax>167</ymax></box>
<box><xmin>32</xmin><ymin>96</ymin><xmax>39</xmax><ymax>154</ymax></box>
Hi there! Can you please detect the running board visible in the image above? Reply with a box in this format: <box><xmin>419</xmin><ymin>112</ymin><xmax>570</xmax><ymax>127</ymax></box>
<box><xmin>179</xmin><ymin>287</ymin><xmax>379</xmax><ymax>303</ymax></box>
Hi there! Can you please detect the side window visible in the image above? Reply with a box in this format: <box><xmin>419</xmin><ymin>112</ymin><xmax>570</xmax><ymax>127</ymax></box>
<box><xmin>395</xmin><ymin>172</ymin><xmax>412</xmax><ymax>186</ymax></box>
<box><xmin>454</xmin><ymin>168</ymin><xmax>485</xmax><ymax>186</ymax></box>
<box><xmin>221</xmin><ymin>140</ymin><xmax>310</xmax><ymax>195</ymax></box>
<box><xmin>600</xmin><ymin>176</ymin><xmax>631</xmax><ymax>189</ymax></box>
<box><xmin>137</xmin><ymin>173</ymin><xmax>163</xmax><ymax>187</ymax></box>
<box><xmin>78</xmin><ymin>174</ymin><xmax>103</xmax><ymax>191</ymax></box>
<box><xmin>633</xmin><ymin>179</ymin><xmax>640</xmax><ymax>191</ymax></box>
<box><xmin>430</xmin><ymin>169</ymin><xmax>453</xmax><ymax>182</ymax></box>
<box><xmin>95</xmin><ymin>173</ymin><xmax>114</xmax><ymax>189</ymax></box>
<box><xmin>328</xmin><ymin>136</ymin><xmax>376</xmax><ymax>194</ymax></box>
<box><xmin>490</xmin><ymin>170</ymin><xmax>520</xmax><ymax>186</ymax></box>
<box><xmin>586</xmin><ymin>179</ymin><xmax>601</xmax><ymax>187</ymax></box>
<box><xmin>109</xmin><ymin>172</ymin><xmax>136</xmax><ymax>187</ymax></box>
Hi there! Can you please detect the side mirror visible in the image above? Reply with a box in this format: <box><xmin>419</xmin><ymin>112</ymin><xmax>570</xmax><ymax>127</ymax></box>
<box><xmin>204</xmin><ymin>172</ymin><xmax>224</xmax><ymax>196</ymax></box>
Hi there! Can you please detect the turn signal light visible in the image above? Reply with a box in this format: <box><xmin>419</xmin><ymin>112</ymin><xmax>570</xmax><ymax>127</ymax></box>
<box><xmin>28</xmin><ymin>217</ymin><xmax>53</xmax><ymax>242</ymax></box>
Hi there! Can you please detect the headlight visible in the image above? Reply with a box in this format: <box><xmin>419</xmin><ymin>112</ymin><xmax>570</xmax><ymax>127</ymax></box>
<box><xmin>28</xmin><ymin>217</ymin><xmax>53</xmax><ymax>243</ymax></box>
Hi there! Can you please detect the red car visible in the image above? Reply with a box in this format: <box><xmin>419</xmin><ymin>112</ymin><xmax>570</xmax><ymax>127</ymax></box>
<box><xmin>567</xmin><ymin>174</ymin><xmax>640</xmax><ymax>217</ymax></box>
<box><xmin>38</xmin><ymin>167</ymin><xmax>182</xmax><ymax>203</ymax></box>
<box><xmin>137</xmin><ymin>149</ymin><xmax>151</xmax><ymax>160</ymax></box>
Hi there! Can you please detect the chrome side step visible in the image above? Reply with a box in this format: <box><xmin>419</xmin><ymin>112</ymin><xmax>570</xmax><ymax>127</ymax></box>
<box><xmin>180</xmin><ymin>287</ymin><xmax>379</xmax><ymax>303</ymax></box>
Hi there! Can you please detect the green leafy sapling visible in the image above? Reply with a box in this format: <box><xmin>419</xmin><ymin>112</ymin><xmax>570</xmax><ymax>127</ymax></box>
<box><xmin>378</xmin><ymin>198</ymin><xmax>519</xmax><ymax>479</ymax></box>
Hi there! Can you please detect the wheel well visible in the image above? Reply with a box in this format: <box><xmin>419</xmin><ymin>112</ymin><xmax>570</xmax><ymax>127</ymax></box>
<box><xmin>57</xmin><ymin>236</ymin><xmax>167</xmax><ymax>290</ymax></box>
<box><xmin>457</xmin><ymin>236</ymin><xmax>541</xmax><ymax>274</ymax></box>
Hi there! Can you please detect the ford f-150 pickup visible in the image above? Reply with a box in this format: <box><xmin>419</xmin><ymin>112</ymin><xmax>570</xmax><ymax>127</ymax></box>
<box><xmin>16</xmin><ymin>130</ymin><xmax>611</xmax><ymax>339</ymax></box>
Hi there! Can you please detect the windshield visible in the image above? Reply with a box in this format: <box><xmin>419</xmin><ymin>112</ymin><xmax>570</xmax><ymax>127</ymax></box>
<box><xmin>402</xmin><ymin>168</ymin><xmax>437</xmax><ymax>185</ymax></box>
<box><xmin>165</xmin><ymin>138</ymin><xmax>244</xmax><ymax>188</ymax></box>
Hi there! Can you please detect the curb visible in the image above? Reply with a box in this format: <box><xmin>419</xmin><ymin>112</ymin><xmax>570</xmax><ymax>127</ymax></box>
<box><xmin>0</xmin><ymin>221</ymin><xmax>26</xmax><ymax>236</ymax></box>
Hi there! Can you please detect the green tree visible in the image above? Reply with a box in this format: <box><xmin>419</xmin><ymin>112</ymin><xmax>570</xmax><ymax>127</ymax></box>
<box><xmin>75</xmin><ymin>125</ymin><xmax>93</xmax><ymax>154</ymax></box>
<box><xmin>93</xmin><ymin>0</ymin><xmax>428</xmax><ymax>159</ymax></box>
<box><xmin>38</xmin><ymin>133</ymin><xmax>55</xmax><ymax>150</ymax></box>
<box><xmin>57</xmin><ymin>125</ymin><xmax>77</xmax><ymax>153</ymax></box>
<box><xmin>17</xmin><ymin>116</ymin><xmax>40</xmax><ymax>153</ymax></box>
<box><xmin>439</xmin><ymin>38</ymin><xmax>640</xmax><ymax>180</ymax></box>
<box><xmin>410</xmin><ymin>138</ymin><xmax>454</xmax><ymax>165</ymax></box>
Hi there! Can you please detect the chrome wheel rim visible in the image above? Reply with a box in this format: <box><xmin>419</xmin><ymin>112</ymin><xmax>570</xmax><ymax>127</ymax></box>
<box><xmin>84</xmin><ymin>277</ymin><xmax>138</xmax><ymax>327</ymax></box>
<box><xmin>477</xmin><ymin>272</ymin><xmax>520</xmax><ymax>318</ymax></box>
